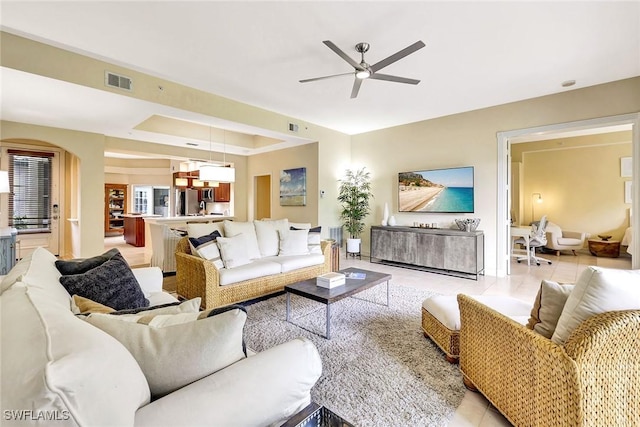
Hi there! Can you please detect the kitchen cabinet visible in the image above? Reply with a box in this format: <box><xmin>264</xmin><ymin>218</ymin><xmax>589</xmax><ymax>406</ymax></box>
<box><xmin>214</xmin><ymin>183</ymin><xmax>231</xmax><ymax>202</ymax></box>
<box><xmin>124</xmin><ymin>215</ymin><xmax>145</xmax><ymax>247</ymax></box>
<box><xmin>105</xmin><ymin>184</ymin><xmax>127</xmax><ymax>235</ymax></box>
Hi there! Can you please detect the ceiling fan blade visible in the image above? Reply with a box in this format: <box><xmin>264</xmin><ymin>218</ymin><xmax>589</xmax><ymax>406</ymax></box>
<box><xmin>370</xmin><ymin>40</ymin><xmax>425</xmax><ymax>73</ymax></box>
<box><xmin>299</xmin><ymin>72</ymin><xmax>354</xmax><ymax>83</ymax></box>
<box><xmin>350</xmin><ymin>78</ymin><xmax>363</xmax><ymax>99</ymax></box>
<box><xmin>369</xmin><ymin>73</ymin><xmax>420</xmax><ymax>85</ymax></box>
<box><xmin>323</xmin><ymin>40</ymin><xmax>365</xmax><ymax>71</ymax></box>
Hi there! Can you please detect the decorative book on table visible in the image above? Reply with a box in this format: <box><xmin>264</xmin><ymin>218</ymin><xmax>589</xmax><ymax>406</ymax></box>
<box><xmin>316</xmin><ymin>272</ymin><xmax>345</xmax><ymax>288</ymax></box>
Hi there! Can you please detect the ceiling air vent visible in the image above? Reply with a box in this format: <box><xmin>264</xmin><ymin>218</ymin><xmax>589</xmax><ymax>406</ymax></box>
<box><xmin>105</xmin><ymin>71</ymin><xmax>133</xmax><ymax>91</ymax></box>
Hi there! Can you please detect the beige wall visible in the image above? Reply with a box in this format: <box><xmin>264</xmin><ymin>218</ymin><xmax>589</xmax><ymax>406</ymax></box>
<box><xmin>0</xmin><ymin>121</ymin><xmax>105</xmax><ymax>258</ymax></box>
<box><xmin>512</xmin><ymin>131</ymin><xmax>632</xmax><ymax>239</ymax></box>
<box><xmin>248</xmin><ymin>143</ymin><xmax>319</xmax><ymax>224</ymax></box>
<box><xmin>352</xmin><ymin>77</ymin><xmax>640</xmax><ymax>275</ymax></box>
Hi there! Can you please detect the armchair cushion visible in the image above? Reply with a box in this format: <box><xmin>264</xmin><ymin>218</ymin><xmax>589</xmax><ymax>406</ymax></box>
<box><xmin>552</xmin><ymin>266</ymin><xmax>640</xmax><ymax>345</ymax></box>
<box><xmin>526</xmin><ymin>280</ymin><xmax>574</xmax><ymax>338</ymax></box>
<box><xmin>85</xmin><ymin>305</ymin><xmax>248</xmax><ymax>398</ymax></box>
<box><xmin>545</xmin><ymin>222</ymin><xmax>587</xmax><ymax>252</ymax></box>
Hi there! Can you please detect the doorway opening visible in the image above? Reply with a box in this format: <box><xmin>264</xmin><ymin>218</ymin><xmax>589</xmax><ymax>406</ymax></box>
<box><xmin>497</xmin><ymin>113</ymin><xmax>640</xmax><ymax>276</ymax></box>
<box><xmin>254</xmin><ymin>174</ymin><xmax>271</xmax><ymax>220</ymax></box>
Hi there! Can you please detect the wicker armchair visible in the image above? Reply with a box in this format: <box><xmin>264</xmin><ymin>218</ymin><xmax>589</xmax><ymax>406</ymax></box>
<box><xmin>458</xmin><ymin>294</ymin><xmax>640</xmax><ymax>427</ymax></box>
<box><xmin>175</xmin><ymin>237</ymin><xmax>331</xmax><ymax>310</ymax></box>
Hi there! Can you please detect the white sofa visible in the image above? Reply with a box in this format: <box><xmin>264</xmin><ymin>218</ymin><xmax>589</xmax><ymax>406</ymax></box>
<box><xmin>176</xmin><ymin>219</ymin><xmax>330</xmax><ymax>309</ymax></box>
<box><xmin>1</xmin><ymin>247</ymin><xmax>322</xmax><ymax>427</ymax></box>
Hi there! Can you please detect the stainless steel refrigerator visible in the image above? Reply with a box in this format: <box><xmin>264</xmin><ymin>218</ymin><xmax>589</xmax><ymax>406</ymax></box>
<box><xmin>176</xmin><ymin>188</ymin><xmax>199</xmax><ymax>216</ymax></box>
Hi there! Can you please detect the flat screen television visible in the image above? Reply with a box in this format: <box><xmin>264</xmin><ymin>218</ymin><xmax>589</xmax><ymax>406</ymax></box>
<box><xmin>398</xmin><ymin>166</ymin><xmax>474</xmax><ymax>213</ymax></box>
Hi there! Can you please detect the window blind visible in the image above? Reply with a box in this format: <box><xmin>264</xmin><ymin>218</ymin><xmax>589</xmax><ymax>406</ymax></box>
<box><xmin>7</xmin><ymin>150</ymin><xmax>53</xmax><ymax>232</ymax></box>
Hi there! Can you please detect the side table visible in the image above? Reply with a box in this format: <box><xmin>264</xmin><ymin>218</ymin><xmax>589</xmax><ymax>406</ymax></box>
<box><xmin>588</xmin><ymin>239</ymin><xmax>620</xmax><ymax>258</ymax></box>
<box><xmin>328</xmin><ymin>240</ymin><xmax>340</xmax><ymax>272</ymax></box>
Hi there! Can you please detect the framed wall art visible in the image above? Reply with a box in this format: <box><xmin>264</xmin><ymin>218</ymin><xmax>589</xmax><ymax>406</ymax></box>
<box><xmin>280</xmin><ymin>167</ymin><xmax>306</xmax><ymax>206</ymax></box>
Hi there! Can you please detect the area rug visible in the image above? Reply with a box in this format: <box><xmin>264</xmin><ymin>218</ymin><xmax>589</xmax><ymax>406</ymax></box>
<box><xmin>243</xmin><ymin>284</ymin><xmax>465</xmax><ymax>427</ymax></box>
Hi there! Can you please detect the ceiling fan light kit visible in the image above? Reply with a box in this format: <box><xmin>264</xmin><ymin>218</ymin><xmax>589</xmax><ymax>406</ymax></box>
<box><xmin>300</xmin><ymin>40</ymin><xmax>425</xmax><ymax>98</ymax></box>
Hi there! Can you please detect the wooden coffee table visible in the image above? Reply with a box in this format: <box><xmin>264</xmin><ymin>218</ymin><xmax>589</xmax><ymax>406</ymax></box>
<box><xmin>285</xmin><ymin>267</ymin><xmax>392</xmax><ymax>339</ymax></box>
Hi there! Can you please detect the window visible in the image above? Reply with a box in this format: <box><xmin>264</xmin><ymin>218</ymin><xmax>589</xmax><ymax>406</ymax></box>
<box><xmin>8</xmin><ymin>150</ymin><xmax>53</xmax><ymax>232</ymax></box>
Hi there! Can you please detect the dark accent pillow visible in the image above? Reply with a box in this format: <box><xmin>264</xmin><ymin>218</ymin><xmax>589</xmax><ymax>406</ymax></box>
<box><xmin>59</xmin><ymin>252</ymin><xmax>149</xmax><ymax>310</ymax></box>
<box><xmin>290</xmin><ymin>226</ymin><xmax>322</xmax><ymax>233</ymax></box>
<box><xmin>188</xmin><ymin>230</ymin><xmax>222</xmax><ymax>249</ymax></box>
<box><xmin>55</xmin><ymin>248</ymin><xmax>120</xmax><ymax>275</ymax></box>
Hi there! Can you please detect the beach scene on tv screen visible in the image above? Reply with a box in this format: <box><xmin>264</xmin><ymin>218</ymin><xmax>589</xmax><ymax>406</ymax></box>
<box><xmin>399</xmin><ymin>167</ymin><xmax>474</xmax><ymax>212</ymax></box>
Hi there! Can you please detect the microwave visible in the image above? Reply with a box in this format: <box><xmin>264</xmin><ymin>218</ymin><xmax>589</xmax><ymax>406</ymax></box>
<box><xmin>201</xmin><ymin>188</ymin><xmax>214</xmax><ymax>201</ymax></box>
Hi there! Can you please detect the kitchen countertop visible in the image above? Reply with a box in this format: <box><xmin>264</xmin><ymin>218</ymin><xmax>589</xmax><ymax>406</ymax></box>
<box><xmin>144</xmin><ymin>215</ymin><xmax>234</xmax><ymax>224</ymax></box>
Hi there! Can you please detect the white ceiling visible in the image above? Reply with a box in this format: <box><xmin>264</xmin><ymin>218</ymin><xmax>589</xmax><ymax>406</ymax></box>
<box><xmin>1</xmin><ymin>1</ymin><xmax>639</xmax><ymax>156</ymax></box>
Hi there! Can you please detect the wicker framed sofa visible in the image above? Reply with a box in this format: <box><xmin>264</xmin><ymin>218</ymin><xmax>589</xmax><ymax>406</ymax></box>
<box><xmin>176</xmin><ymin>219</ymin><xmax>331</xmax><ymax>309</ymax></box>
<box><xmin>458</xmin><ymin>266</ymin><xmax>640</xmax><ymax>427</ymax></box>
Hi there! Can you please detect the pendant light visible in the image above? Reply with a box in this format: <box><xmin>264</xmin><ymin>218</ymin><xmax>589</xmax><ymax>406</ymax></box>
<box><xmin>199</xmin><ymin>127</ymin><xmax>236</xmax><ymax>182</ymax></box>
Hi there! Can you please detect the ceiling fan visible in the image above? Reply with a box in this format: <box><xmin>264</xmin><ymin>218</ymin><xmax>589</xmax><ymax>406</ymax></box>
<box><xmin>300</xmin><ymin>40</ymin><xmax>425</xmax><ymax>98</ymax></box>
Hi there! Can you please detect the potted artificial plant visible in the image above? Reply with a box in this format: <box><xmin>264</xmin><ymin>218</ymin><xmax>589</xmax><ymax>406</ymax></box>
<box><xmin>338</xmin><ymin>167</ymin><xmax>373</xmax><ymax>254</ymax></box>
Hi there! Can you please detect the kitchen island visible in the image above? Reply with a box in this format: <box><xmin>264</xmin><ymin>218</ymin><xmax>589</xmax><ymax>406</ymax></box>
<box><xmin>122</xmin><ymin>214</ymin><xmax>161</xmax><ymax>247</ymax></box>
<box><xmin>143</xmin><ymin>214</ymin><xmax>234</xmax><ymax>228</ymax></box>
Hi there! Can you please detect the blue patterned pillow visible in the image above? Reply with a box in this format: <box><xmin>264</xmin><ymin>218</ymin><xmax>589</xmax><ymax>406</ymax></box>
<box><xmin>59</xmin><ymin>252</ymin><xmax>149</xmax><ymax>310</ymax></box>
<box><xmin>188</xmin><ymin>230</ymin><xmax>224</xmax><ymax>268</ymax></box>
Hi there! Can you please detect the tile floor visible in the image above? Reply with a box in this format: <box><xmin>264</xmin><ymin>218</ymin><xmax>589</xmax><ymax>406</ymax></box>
<box><xmin>109</xmin><ymin>235</ymin><xmax>632</xmax><ymax>427</ymax></box>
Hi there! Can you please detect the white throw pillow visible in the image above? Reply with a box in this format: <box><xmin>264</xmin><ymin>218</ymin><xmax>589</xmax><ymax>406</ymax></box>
<box><xmin>254</xmin><ymin>219</ymin><xmax>289</xmax><ymax>257</ymax></box>
<box><xmin>187</xmin><ymin>222</ymin><xmax>224</xmax><ymax>238</ymax></box>
<box><xmin>85</xmin><ymin>306</ymin><xmax>248</xmax><ymax>398</ymax></box>
<box><xmin>551</xmin><ymin>267</ymin><xmax>640</xmax><ymax>345</ymax></box>
<box><xmin>278</xmin><ymin>229</ymin><xmax>310</xmax><ymax>256</ymax></box>
<box><xmin>217</xmin><ymin>234</ymin><xmax>253</xmax><ymax>269</ymax></box>
<box><xmin>291</xmin><ymin>225</ymin><xmax>322</xmax><ymax>255</ymax></box>
<box><xmin>223</xmin><ymin>220</ymin><xmax>261</xmax><ymax>260</ymax></box>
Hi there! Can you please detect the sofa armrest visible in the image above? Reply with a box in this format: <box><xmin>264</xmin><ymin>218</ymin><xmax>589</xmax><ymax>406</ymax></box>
<box><xmin>320</xmin><ymin>240</ymin><xmax>332</xmax><ymax>273</ymax></box>
<box><xmin>134</xmin><ymin>338</ymin><xmax>322</xmax><ymax>427</ymax></box>
<box><xmin>563</xmin><ymin>309</ymin><xmax>640</xmax><ymax>425</ymax></box>
<box><xmin>458</xmin><ymin>294</ymin><xmax>581</xmax><ymax>427</ymax></box>
<box><xmin>175</xmin><ymin>237</ymin><xmax>222</xmax><ymax>308</ymax></box>
<box><xmin>132</xmin><ymin>266</ymin><xmax>164</xmax><ymax>296</ymax></box>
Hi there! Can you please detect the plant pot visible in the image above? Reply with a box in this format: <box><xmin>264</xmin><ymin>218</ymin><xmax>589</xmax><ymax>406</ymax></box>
<box><xmin>346</xmin><ymin>238</ymin><xmax>361</xmax><ymax>254</ymax></box>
